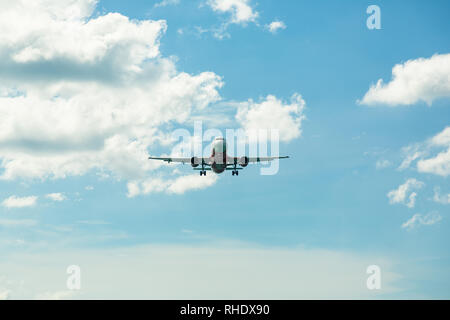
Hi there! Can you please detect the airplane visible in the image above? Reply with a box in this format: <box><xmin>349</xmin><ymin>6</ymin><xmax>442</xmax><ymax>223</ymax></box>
<box><xmin>148</xmin><ymin>137</ymin><xmax>289</xmax><ymax>176</ymax></box>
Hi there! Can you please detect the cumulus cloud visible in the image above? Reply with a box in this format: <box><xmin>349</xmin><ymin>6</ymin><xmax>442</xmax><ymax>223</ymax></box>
<box><xmin>0</xmin><ymin>0</ymin><xmax>222</xmax><ymax>185</ymax></box>
<box><xmin>387</xmin><ymin>178</ymin><xmax>424</xmax><ymax>208</ymax></box>
<box><xmin>207</xmin><ymin>0</ymin><xmax>258</xmax><ymax>25</ymax></box>
<box><xmin>359</xmin><ymin>53</ymin><xmax>450</xmax><ymax>106</ymax></box>
<box><xmin>127</xmin><ymin>173</ymin><xmax>218</xmax><ymax>197</ymax></box>
<box><xmin>2</xmin><ymin>196</ymin><xmax>38</xmax><ymax>208</ymax></box>
<box><xmin>0</xmin><ymin>68</ymin><xmax>222</xmax><ymax>181</ymax></box>
<box><xmin>204</xmin><ymin>0</ymin><xmax>259</xmax><ymax>39</ymax></box>
<box><xmin>45</xmin><ymin>193</ymin><xmax>66</xmax><ymax>202</ymax></box>
<box><xmin>266</xmin><ymin>20</ymin><xmax>286</xmax><ymax>34</ymax></box>
<box><xmin>402</xmin><ymin>212</ymin><xmax>442</xmax><ymax>230</ymax></box>
<box><xmin>0</xmin><ymin>0</ymin><xmax>166</xmax><ymax>76</ymax></box>
<box><xmin>400</xmin><ymin>127</ymin><xmax>450</xmax><ymax>177</ymax></box>
<box><xmin>0</xmin><ymin>0</ymin><xmax>305</xmax><ymax>196</ymax></box>
<box><xmin>236</xmin><ymin>94</ymin><xmax>306</xmax><ymax>143</ymax></box>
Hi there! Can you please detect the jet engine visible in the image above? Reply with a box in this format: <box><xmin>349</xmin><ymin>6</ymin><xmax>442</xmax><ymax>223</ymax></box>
<box><xmin>238</xmin><ymin>156</ymin><xmax>249</xmax><ymax>167</ymax></box>
<box><xmin>191</xmin><ymin>157</ymin><xmax>200</xmax><ymax>167</ymax></box>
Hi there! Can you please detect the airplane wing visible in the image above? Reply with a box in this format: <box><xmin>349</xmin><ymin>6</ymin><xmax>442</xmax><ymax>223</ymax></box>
<box><xmin>148</xmin><ymin>156</ymin><xmax>212</xmax><ymax>165</ymax></box>
<box><xmin>247</xmin><ymin>156</ymin><xmax>289</xmax><ymax>163</ymax></box>
<box><xmin>227</xmin><ymin>156</ymin><xmax>289</xmax><ymax>165</ymax></box>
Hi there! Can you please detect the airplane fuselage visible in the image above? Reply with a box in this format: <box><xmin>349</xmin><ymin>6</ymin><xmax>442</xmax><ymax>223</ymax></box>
<box><xmin>211</xmin><ymin>137</ymin><xmax>227</xmax><ymax>174</ymax></box>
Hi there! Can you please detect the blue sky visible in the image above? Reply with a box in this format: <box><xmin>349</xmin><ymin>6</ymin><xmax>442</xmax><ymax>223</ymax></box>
<box><xmin>0</xmin><ymin>0</ymin><xmax>449</xmax><ymax>299</ymax></box>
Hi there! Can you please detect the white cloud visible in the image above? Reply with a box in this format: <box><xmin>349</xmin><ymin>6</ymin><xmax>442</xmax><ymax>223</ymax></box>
<box><xmin>2</xmin><ymin>196</ymin><xmax>38</xmax><ymax>208</ymax></box>
<box><xmin>154</xmin><ymin>0</ymin><xmax>180</xmax><ymax>8</ymax></box>
<box><xmin>0</xmin><ymin>0</ymin><xmax>223</xmax><ymax>184</ymax></box>
<box><xmin>266</xmin><ymin>20</ymin><xmax>286</xmax><ymax>34</ymax></box>
<box><xmin>167</xmin><ymin>173</ymin><xmax>218</xmax><ymax>194</ymax></box>
<box><xmin>0</xmin><ymin>70</ymin><xmax>222</xmax><ymax>181</ymax></box>
<box><xmin>127</xmin><ymin>173</ymin><xmax>218</xmax><ymax>197</ymax></box>
<box><xmin>400</xmin><ymin>127</ymin><xmax>450</xmax><ymax>177</ymax></box>
<box><xmin>417</xmin><ymin>149</ymin><xmax>450</xmax><ymax>177</ymax></box>
<box><xmin>204</xmin><ymin>0</ymin><xmax>259</xmax><ymax>39</ymax></box>
<box><xmin>85</xmin><ymin>186</ymin><xmax>94</xmax><ymax>191</ymax></box>
<box><xmin>430</xmin><ymin>126</ymin><xmax>450</xmax><ymax>147</ymax></box>
<box><xmin>45</xmin><ymin>193</ymin><xmax>66</xmax><ymax>202</ymax></box>
<box><xmin>0</xmin><ymin>0</ymin><xmax>305</xmax><ymax>196</ymax></box>
<box><xmin>236</xmin><ymin>94</ymin><xmax>306</xmax><ymax>143</ymax></box>
<box><xmin>0</xmin><ymin>0</ymin><xmax>165</xmax><ymax>71</ymax></box>
<box><xmin>398</xmin><ymin>146</ymin><xmax>423</xmax><ymax>171</ymax></box>
<box><xmin>433</xmin><ymin>187</ymin><xmax>450</xmax><ymax>205</ymax></box>
<box><xmin>387</xmin><ymin>178</ymin><xmax>424</xmax><ymax>208</ymax></box>
<box><xmin>0</xmin><ymin>219</ymin><xmax>38</xmax><ymax>227</ymax></box>
<box><xmin>126</xmin><ymin>181</ymin><xmax>142</xmax><ymax>198</ymax></box>
<box><xmin>402</xmin><ymin>212</ymin><xmax>442</xmax><ymax>230</ymax></box>
<box><xmin>360</xmin><ymin>53</ymin><xmax>450</xmax><ymax>106</ymax></box>
<box><xmin>207</xmin><ymin>0</ymin><xmax>258</xmax><ymax>25</ymax></box>
<box><xmin>417</xmin><ymin>127</ymin><xmax>450</xmax><ymax>176</ymax></box>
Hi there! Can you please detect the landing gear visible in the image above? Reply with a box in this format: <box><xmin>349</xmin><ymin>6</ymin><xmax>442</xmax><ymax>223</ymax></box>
<box><xmin>231</xmin><ymin>161</ymin><xmax>239</xmax><ymax>176</ymax></box>
<box><xmin>199</xmin><ymin>162</ymin><xmax>206</xmax><ymax>176</ymax></box>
